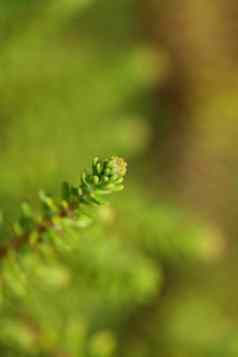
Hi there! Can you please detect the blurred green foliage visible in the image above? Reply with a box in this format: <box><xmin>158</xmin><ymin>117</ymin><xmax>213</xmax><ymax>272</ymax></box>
<box><xmin>0</xmin><ymin>1</ymin><xmax>234</xmax><ymax>356</ymax></box>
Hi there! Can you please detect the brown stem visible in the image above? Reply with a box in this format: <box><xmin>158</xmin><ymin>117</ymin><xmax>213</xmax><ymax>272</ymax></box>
<box><xmin>0</xmin><ymin>205</ymin><xmax>75</xmax><ymax>259</ymax></box>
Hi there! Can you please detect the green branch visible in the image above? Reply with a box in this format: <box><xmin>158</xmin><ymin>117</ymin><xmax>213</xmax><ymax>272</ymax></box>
<box><xmin>0</xmin><ymin>156</ymin><xmax>127</xmax><ymax>258</ymax></box>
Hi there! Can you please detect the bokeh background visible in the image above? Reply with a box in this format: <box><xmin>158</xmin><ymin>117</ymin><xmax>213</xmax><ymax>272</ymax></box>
<box><xmin>1</xmin><ymin>0</ymin><xmax>238</xmax><ymax>356</ymax></box>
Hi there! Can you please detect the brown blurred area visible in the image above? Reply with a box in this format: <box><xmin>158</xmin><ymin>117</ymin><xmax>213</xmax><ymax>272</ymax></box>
<box><xmin>141</xmin><ymin>0</ymin><xmax>238</xmax><ymax>239</ymax></box>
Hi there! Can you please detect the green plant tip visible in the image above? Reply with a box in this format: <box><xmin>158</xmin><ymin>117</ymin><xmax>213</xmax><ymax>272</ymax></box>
<box><xmin>108</xmin><ymin>157</ymin><xmax>127</xmax><ymax>178</ymax></box>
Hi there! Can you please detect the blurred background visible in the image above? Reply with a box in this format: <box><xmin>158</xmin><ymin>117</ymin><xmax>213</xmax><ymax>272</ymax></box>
<box><xmin>1</xmin><ymin>0</ymin><xmax>238</xmax><ymax>356</ymax></box>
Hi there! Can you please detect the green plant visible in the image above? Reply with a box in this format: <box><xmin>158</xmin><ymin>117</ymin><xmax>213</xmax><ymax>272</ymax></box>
<box><xmin>0</xmin><ymin>156</ymin><xmax>127</xmax><ymax>258</ymax></box>
<box><xmin>0</xmin><ymin>156</ymin><xmax>159</xmax><ymax>357</ymax></box>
